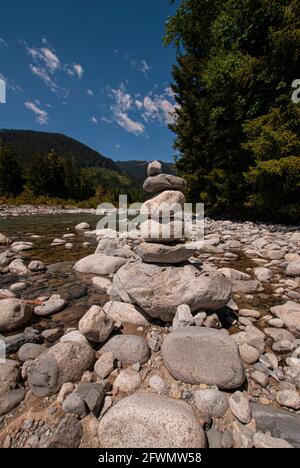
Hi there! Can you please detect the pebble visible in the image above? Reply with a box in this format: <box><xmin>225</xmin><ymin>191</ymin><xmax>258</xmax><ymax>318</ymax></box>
<box><xmin>228</xmin><ymin>392</ymin><xmax>252</xmax><ymax>424</ymax></box>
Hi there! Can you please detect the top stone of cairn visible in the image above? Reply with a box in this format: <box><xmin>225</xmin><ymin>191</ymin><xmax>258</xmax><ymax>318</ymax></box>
<box><xmin>147</xmin><ymin>160</ymin><xmax>162</xmax><ymax>177</ymax></box>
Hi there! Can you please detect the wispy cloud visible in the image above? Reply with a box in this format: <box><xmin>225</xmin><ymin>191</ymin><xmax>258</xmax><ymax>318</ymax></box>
<box><xmin>138</xmin><ymin>88</ymin><xmax>178</xmax><ymax>125</ymax></box>
<box><xmin>0</xmin><ymin>38</ymin><xmax>8</xmax><ymax>48</ymax></box>
<box><xmin>25</xmin><ymin>101</ymin><xmax>49</xmax><ymax>125</ymax></box>
<box><xmin>0</xmin><ymin>73</ymin><xmax>23</xmax><ymax>94</ymax></box>
<box><xmin>25</xmin><ymin>40</ymin><xmax>84</xmax><ymax>97</ymax></box>
<box><xmin>27</xmin><ymin>46</ymin><xmax>60</xmax><ymax>72</ymax></box>
<box><xmin>87</xmin><ymin>89</ymin><xmax>94</xmax><ymax>96</ymax></box>
<box><xmin>114</xmin><ymin>112</ymin><xmax>145</xmax><ymax>136</ymax></box>
<box><xmin>90</xmin><ymin>116</ymin><xmax>98</xmax><ymax>124</ymax></box>
<box><xmin>124</xmin><ymin>53</ymin><xmax>151</xmax><ymax>78</ymax></box>
<box><xmin>66</xmin><ymin>63</ymin><xmax>84</xmax><ymax>79</ymax></box>
<box><xmin>105</xmin><ymin>83</ymin><xmax>145</xmax><ymax>136</ymax></box>
<box><xmin>29</xmin><ymin>65</ymin><xmax>59</xmax><ymax>93</ymax></box>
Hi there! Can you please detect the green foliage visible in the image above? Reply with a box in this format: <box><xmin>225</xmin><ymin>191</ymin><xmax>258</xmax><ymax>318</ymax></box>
<box><xmin>0</xmin><ymin>143</ymin><xmax>23</xmax><ymax>196</ymax></box>
<box><xmin>165</xmin><ymin>0</ymin><xmax>300</xmax><ymax>222</ymax></box>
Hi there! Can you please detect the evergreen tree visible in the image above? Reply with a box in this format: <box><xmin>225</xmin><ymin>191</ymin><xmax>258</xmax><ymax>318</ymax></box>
<box><xmin>26</xmin><ymin>150</ymin><xmax>67</xmax><ymax>198</ymax></box>
<box><xmin>0</xmin><ymin>142</ymin><xmax>23</xmax><ymax>196</ymax></box>
<box><xmin>165</xmin><ymin>0</ymin><xmax>300</xmax><ymax>222</ymax></box>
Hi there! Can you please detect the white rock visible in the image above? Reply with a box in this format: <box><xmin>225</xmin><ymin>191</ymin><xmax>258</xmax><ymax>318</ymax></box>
<box><xmin>103</xmin><ymin>301</ymin><xmax>148</xmax><ymax>326</ymax></box>
<box><xmin>113</xmin><ymin>369</ymin><xmax>141</xmax><ymax>394</ymax></box>
<box><xmin>79</xmin><ymin>305</ymin><xmax>114</xmax><ymax>343</ymax></box>
<box><xmin>149</xmin><ymin>375</ymin><xmax>165</xmax><ymax>393</ymax></box>
<box><xmin>74</xmin><ymin>254</ymin><xmax>126</xmax><ymax>275</ymax></box>
<box><xmin>92</xmin><ymin>277</ymin><xmax>112</xmax><ymax>293</ymax></box>
<box><xmin>75</xmin><ymin>222</ymin><xmax>90</xmax><ymax>230</ymax></box>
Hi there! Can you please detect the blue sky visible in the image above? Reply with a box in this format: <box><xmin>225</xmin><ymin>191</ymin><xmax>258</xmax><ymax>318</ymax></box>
<box><xmin>0</xmin><ymin>0</ymin><xmax>178</xmax><ymax>162</ymax></box>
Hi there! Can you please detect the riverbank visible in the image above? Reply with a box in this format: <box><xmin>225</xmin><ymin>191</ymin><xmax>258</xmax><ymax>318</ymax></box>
<box><xmin>0</xmin><ymin>204</ymin><xmax>97</xmax><ymax>218</ymax></box>
<box><xmin>0</xmin><ymin>213</ymin><xmax>299</xmax><ymax>448</ymax></box>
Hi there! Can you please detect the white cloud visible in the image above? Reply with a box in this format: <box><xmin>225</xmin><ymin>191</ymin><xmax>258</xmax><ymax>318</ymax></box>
<box><xmin>101</xmin><ymin>116</ymin><xmax>112</xmax><ymax>124</ymax></box>
<box><xmin>107</xmin><ymin>83</ymin><xmax>145</xmax><ymax>135</ymax></box>
<box><xmin>73</xmin><ymin>63</ymin><xmax>84</xmax><ymax>79</ymax></box>
<box><xmin>114</xmin><ymin>144</ymin><xmax>121</xmax><ymax>150</ymax></box>
<box><xmin>30</xmin><ymin>65</ymin><xmax>59</xmax><ymax>93</ymax></box>
<box><xmin>0</xmin><ymin>73</ymin><xmax>23</xmax><ymax>93</ymax></box>
<box><xmin>114</xmin><ymin>112</ymin><xmax>145</xmax><ymax>136</ymax></box>
<box><xmin>90</xmin><ymin>116</ymin><xmax>98</xmax><ymax>124</ymax></box>
<box><xmin>0</xmin><ymin>38</ymin><xmax>8</xmax><ymax>48</ymax></box>
<box><xmin>87</xmin><ymin>89</ymin><xmax>93</xmax><ymax>96</ymax></box>
<box><xmin>139</xmin><ymin>87</ymin><xmax>178</xmax><ymax>126</ymax></box>
<box><xmin>25</xmin><ymin>101</ymin><xmax>49</xmax><ymax>125</ymax></box>
<box><xmin>111</xmin><ymin>83</ymin><xmax>132</xmax><ymax>112</ymax></box>
<box><xmin>135</xmin><ymin>100</ymin><xmax>143</xmax><ymax>110</ymax></box>
<box><xmin>139</xmin><ymin>59</ymin><xmax>150</xmax><ymax>77</ymax></box>
<box><xmin>27</xmin><ymin>46</ymin><xmax>60</xmax><ymax>72</ymax></box>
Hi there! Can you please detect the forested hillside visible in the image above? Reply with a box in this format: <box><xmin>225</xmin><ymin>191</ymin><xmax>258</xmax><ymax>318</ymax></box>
<box><xmin>0</xmin><ymin>130</ymin><xmax>119</xmax><ymax>171</ymax></box>
<box><xmin>0</xmin><ymin>131</ymin><xmax>141</xmax><ymax>205</ymax></box>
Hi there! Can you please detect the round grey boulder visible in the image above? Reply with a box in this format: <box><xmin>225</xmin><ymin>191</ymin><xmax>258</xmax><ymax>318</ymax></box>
<box><xmin>161</xmin><ymin>328</ymin><xmax>245</xmax><ymax>389</ymax></box>
<box><xmin>100</xmin><ymin>334</ymin><xmax>150</xmax><ymax>365</ymax></box>
<box><xmin>27</xmin><ymin>341</ymin><xmax>95</xmax><ymax>397</ymax></box>
<box><xmin>98</xmin><ymin>393</ymin><xmax>206</xmax><ymax>448</ymax></box>
<box><xmin>0</xmin><ymin>299</ymin><xmax>32</xmax><ymax>332</ymax></box>
<box><xmin>194</xmin><ymin>389</ymin><xmax>229</xmax><ymax>418</ymax></box>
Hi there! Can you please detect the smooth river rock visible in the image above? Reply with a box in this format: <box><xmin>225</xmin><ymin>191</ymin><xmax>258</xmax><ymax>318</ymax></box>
<box><xmin>161</xmin><ymin>328</ymin><xmax>245</xmax><ymax>389</ymax></box>
<box><xmin>271</xmin><ymin>301</ymin><xmax>300</xmax><ymax>334</ymax></box>
<box><xmin>0</xmin><ymin>299</ymin><xmax>32</xmax><ymax>332</ymax></box>
<box><xmin>100</xmin><ymin>334</ymin><xmax>150</xmax><ymax>365</ymax></box>
<box><xmin>103</xmin><ymin>301</ymin><xmax>148</xmax><ymax>326</ymax></box>
<box><xmin>74</xmin><ymin>254</ymin><xmax>126</xmax><ymax>275</ymax></box>
<box><xmin>98</xmin><ymin>393</ymin><xmax>206</xmax><ymax>448</ymax></box>
<box><xmin>110</xmin><ymin>260</ymin><xmax>232</xmax><ymax>322</ymax></box>
<box><xmin>27</xmin><ymin>341</ymin><xmax>95</xmax><ymax>397</ymax></box>
<box><xmin>79</xmin><ymin>305</ymin><xmax>115</xmax><ymax>343</ymax></box>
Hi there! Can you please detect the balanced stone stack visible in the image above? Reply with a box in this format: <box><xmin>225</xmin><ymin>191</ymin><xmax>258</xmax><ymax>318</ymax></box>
<box><xmin>110</xmin><ymin>161</ymin><xmax>232</xmax><ymax>322</ymax></box>
<box><xmin>140</xmin><ymin>160</ymin><xmax>187</xmax><ymax>245</ymax></box>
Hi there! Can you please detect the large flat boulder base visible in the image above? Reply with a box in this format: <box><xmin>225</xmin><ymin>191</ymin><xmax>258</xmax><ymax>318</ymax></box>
<box><xmin>161</xmin><ymin>328</ymin><xmax>245</xmax><ymax>389</ymax></box>
<box><xmin>98</xmin><ymin>393</ymin><xmax>206</xmax><ymax>448</ymax></box>
<box><xmin>111</xmin><ymin>260</ymin><xmax>232</xmax><ymax>322</ymax></box>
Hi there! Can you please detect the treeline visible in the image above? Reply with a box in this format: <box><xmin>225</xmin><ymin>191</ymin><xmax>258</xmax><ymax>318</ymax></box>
<box><xmin>165</xmin><ymin>0</ymin><xmax>300</xmax><ymax>223</ymax></box>
<box><xmin>0</xmin><ymin>142</ymin><xmax>142</xmax><ymax>205</ymax></box>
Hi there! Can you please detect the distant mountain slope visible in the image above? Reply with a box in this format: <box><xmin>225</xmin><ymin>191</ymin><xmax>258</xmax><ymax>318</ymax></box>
<box><xmin>116</xmin><ymin>160</ymin><xmax>177</xmax><ymax>182</ymax></box>
<box><xmin>0</xmin><ymin>129</ymin><xmax>120</xmax><ymax>172</ymax></box>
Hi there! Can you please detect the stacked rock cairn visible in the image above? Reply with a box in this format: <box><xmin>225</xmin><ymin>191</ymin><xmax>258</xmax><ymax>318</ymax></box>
<box><xmin>111</xmin><ymin>161</ymin><xmax>233</xmax><ymax>323</ymax></box>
